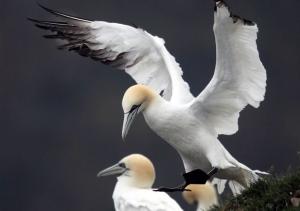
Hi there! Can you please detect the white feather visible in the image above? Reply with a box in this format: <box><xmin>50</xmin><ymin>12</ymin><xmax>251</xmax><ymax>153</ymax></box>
<box><xmin>143</xmin><ymin>2</ymin><xmax>267</xmax><ymax>195</ymax></box>
<box><xmin>113</xmin><ymin>181</ymin><xmax>183</xmax><ymax>211</ymax></box>
<box><xmin>190</xmin><ymin>3</ymin><xmax>266</xmax><ymax>136</ymax></box>
<box><xmin>31</xmin><ymin>11</ymin><xmax>194</xmax><ymax>104</ymax></box>
<box><xmin>211</xmin><ymin>178</ymin><xmax>226</xmax><ymax>194</ymax></box>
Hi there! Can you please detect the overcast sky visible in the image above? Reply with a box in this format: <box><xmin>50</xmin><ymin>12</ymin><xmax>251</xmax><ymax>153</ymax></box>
<box><xmin>1</xmin><ymin>0</ymin><xmax>300</xmax><ymax>210</ymax></box>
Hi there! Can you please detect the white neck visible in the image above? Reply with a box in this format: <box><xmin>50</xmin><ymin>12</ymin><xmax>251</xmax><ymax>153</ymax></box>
<box><xmin>113</xmin><ymin>176</ymin><xmax>150</xmax><ymax>200</ymax></box>
<box><xmin>113</xmin><ymin>178</ymin><xmax>132</xmax><ymax>197</ymax></box>
<box><xmin>116</xmin><ymin>175</ymin><xmax>136</xmax><ymax>188</ymax></box>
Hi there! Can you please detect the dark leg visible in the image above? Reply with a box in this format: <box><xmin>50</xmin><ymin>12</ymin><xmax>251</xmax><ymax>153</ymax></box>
<box><xmin>153</xmin><ymin>168</ymin><xmax>218</xmax><ymax>193</ymax></box>
<box><xmin>154</xmin><ymin>183</ymin><xmax>190</xmax><ymax>192</ymax></box>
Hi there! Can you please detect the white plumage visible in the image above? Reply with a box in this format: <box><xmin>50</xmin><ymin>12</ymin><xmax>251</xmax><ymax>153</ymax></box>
<box><xmin>29</xmin><ymin>4</ymin><xmax>193</xmax><ymax>104</ymax></box>
<box><xmin>30</xmin><ymin>1</ymin><xmax>267</xmax><ymax>195</ymax></box>
<box><xmin>192</xmin><ymin>3</ymin><xmax>266</xmax><ymax>136</ymax></box>
<box><xmin>113</xmin><ymin>183</ymin><xmax>183</xmax><ymax>211</ymax></box>
<box><xmin>97</xmin><ymin>154</ymin><xmax>183</xmax><ymax>211</ymax></box>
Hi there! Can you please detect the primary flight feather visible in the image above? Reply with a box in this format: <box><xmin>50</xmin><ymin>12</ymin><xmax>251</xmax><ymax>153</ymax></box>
<box><xmin>28</xmin><ymin>4</ymin><xmax>194</xmax><ymax>104</ymax></box>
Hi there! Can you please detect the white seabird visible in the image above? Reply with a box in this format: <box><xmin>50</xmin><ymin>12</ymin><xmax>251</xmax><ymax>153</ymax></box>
<box><xmin>97</xmin><ymin>154</ymin><xmax>183</xmax><ymax>211</ymax></box>
<box><xmin>182</xmin><ymin>182</ymin><xmax>219</xmax><ymax>211</ymax></box>
<box><xmin>29</xmin><ymin>0</ymin><xmax>267</xmax><ymax>194</ymax></box>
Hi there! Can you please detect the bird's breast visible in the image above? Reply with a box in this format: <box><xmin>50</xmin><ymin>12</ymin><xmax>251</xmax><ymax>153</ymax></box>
<box><xmin>143</xmin><ymin>104</ymin><xmax>200</xmax><ymax>149</ymax></box>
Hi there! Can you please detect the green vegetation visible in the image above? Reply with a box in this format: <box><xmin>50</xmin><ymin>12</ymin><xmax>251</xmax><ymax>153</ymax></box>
<box><xmin>211</xmin><ymin>169</ymin><xmax>300</xmax><ymax>211</ymax></box>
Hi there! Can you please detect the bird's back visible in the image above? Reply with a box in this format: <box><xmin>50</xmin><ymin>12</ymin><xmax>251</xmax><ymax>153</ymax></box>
<box><xmin>113</xmin><ymin>183</ymin><xmax>183</xmax><ymax>211</ymax></box>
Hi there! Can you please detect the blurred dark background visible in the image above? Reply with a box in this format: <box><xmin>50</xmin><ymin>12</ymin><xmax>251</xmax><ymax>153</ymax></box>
<box><xmin>1</xmin><ymin>0</ymin><xmax>299</xmax><ymax>210</ymax></box>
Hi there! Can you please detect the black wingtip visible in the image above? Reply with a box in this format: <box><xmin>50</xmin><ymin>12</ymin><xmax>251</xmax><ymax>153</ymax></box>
<box><xmin>36</xmin><ymin>2</ymin><xmax>67</xmax><ymax>19</ymax></box>
<box><xmin>27</xmin><ymin>17</ymin><xmax>58</xmax><ymax>24</ymax></box>
<box><xmin>43</xmin><ymin>34</ymin><xmax>64</xmax><ymax>39</ymax></box>
<box><xmin>214</xmin><ymin>0</ymin><xmax>256</xmax><ymax>26</ymax></box>
<box><xmin>36</xmin><ymin>2</ymin><xmax>54</xmax><ymax>14</ymax></box>
<box><xmin>229</xmin><ymin>14</ymin><xmax>256</xmax><ymax>26</ymax></box>
<box><xmin>131</xmin><ymin>23</ymin><xmax>139</xmax><ymax>29</ymax></box>
<box><xmin>27</xmin><ymin>17</ymin><xmax>38</xmax><ymax>23</ymax></box>
<box><xmin>214</xmin><ymin>0</ymin><xmax>228</xmax><ymax>12</ymax></box>
<box><xmin>35</xmin><ymin>2</ymin><xmax>91</xmax><ymax>23</ymax></box>
<box><xmin>27</xmin><ymin>17</ymin><xmax>47</xmax><ymax>28</ymax></box>
<box><xmin>36</xmin><ymin>2</ymin><xmax>68</xmax><ymax>19</ymax></box>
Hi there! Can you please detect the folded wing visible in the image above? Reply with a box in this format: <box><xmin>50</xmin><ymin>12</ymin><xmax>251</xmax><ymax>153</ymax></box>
<box><xmin>190</xmin><ymin>1</ymin><xmax>266</xmax><ymax>136</ymax></box>
<box><xmin>29</xmin><ymin>5</ymin><xmax>194</xmax><ymax>104</ymax></box>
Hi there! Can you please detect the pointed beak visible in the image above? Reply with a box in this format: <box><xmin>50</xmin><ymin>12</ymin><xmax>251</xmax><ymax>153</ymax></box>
<box><xmin>122</xmin><ymin>107</ymin><xmax>139</xmax><ymax>140</ymax></box>
<box><xmin>97</xmin><ymin>163</ymin><xmax>127</xmax><ymax>177</ymax></box>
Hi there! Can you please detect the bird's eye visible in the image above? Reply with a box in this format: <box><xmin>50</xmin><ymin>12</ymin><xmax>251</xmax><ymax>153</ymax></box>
<box><xmin>159</xmin><ymin>90</ymin><xmax>165</xmax><ymax>97</ymax></box>
<box><xmin>129</xmin><ymin>104</ymin><xmax>140</xmax><ymax>113</ymax></box>
<box><xmin>118</xmin><ymin>162</ymin><xmax>126</xmax><ymax>168</ymax></box>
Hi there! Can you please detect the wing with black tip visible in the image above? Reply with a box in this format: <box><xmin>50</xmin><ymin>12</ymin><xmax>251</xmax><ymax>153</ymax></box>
<box><xmin>28</xmin><ymin>5</ymin><xmax>194</xmax><ymax>104</ymax></box>
<box><xmin>190</xmin><ymin>0</ymin><xmax>267</xmax><ymax>136</ymax></box>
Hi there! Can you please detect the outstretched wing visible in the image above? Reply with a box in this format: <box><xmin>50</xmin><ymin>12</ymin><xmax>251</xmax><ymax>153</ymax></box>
<box><xmin>29</xmin><ymin>5</ymin><xmax>194</xmax><ymax>104</ymax></box>
<box><xmin>190</xmin><ymin>1</ymin><xmax>266</xmax><ymax>136</ymax></box>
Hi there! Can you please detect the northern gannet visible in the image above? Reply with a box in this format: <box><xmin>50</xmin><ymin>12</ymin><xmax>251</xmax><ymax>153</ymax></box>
<box><xmin>183</xmin><ymin>182</ymin><xmax>219</xmax><ymax>211</ymax></box>
<box><xmin>97</xmin><ymin>154</ymin><xmax>183</xmax><ymax>211</ymax></box>
<box><xmin>29</xmin><ymin>0</ymin><xmax>268</xmax><ymax>194</ymax></box>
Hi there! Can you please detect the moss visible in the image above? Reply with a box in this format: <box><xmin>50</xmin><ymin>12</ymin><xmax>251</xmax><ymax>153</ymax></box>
<box><xmin>210</xmin><ymin>169</ymin><xmax>300</xmax><ymax>211</ymax></box>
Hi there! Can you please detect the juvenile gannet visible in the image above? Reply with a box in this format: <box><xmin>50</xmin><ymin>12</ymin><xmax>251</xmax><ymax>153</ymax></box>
<box><xmin>29</xmin><ymin>0</ymin><xmax>268</xmax><ymax>194</ymax></box>
<box><xmin>183</xmin><ymin>182</ymin><xmax>219</xmax><ymax>211</ymax></box>
<box><xmin>97</xmin><ymin>154</ymin><xmax>183</xmax><ymax>211</ymax></box>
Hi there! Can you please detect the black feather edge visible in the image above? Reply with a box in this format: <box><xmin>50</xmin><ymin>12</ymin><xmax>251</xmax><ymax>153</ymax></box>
<box><xmin>36</xmin><ymin>3</ymin><xmax>91</xmax><ymax>23</ymax></box>
<box><xmin>214</xmin><ymin>0</ymin><xmax>255</xmax><ymax>26</ymax></box>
